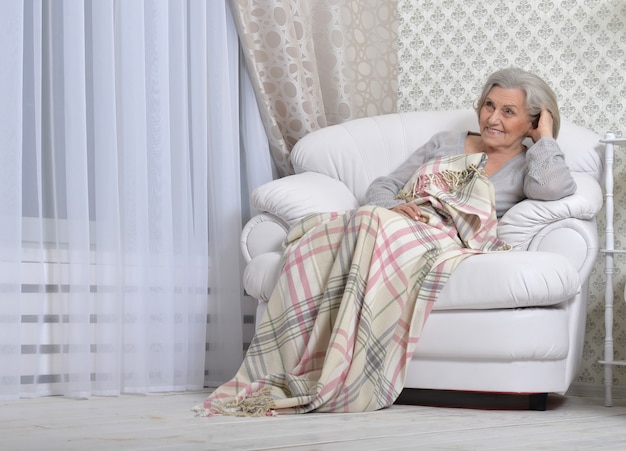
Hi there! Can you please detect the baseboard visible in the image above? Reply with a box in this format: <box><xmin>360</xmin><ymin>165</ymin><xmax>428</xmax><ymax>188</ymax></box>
<box><xmin>566</xmin><ymin>382</ymin><xmax>626</xmax><ymax>399</ymax></box>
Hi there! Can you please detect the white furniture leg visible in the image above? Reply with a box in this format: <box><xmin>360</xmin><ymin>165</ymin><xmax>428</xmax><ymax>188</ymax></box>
<box><xmin>599</xmin><ymin>134</ymin><xmax>626</xmax><ymax>407</ymax></box>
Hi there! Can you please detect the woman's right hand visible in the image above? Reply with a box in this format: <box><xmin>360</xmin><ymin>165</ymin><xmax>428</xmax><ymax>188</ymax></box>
<box><xmin>391</xmin><ymin>203</ymin><xmax>425</xmax><ymax>221</ymax></box>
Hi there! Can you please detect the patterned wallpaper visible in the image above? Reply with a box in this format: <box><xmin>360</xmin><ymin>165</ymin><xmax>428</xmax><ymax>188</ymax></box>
<box><xmin>398</xmin><ymin>0</ymin><xmax>626</xmax><ymax>389</ymax></box>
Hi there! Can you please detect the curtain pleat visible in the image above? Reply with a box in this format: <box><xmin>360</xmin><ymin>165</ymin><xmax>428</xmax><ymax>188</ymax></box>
<box><xmin>205</xmin><ymin>0</ymin><xmax>247</xmax><ymax>385</ymax></box>
<box><xmin>89</xmin><ymin>0</ymin><xmax>123</xmax><ymax>396</ymax></box>
<box><xmin>0</xmin><ymin>0</ymin><xmax>24</xmax><ymax>400</ymax></box>
<box><xmin>0</xmin><ymin>0</ymin><xmax>267</xmax><ymax>400</ymax></box>
<box><xmin>229</xmin><ymin>0</ymin><xmax>398</xmax><ymax>176</ymax></box>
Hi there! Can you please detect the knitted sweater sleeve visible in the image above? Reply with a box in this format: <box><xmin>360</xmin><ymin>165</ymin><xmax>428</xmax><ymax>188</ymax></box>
<box><xmin>365</xmin><ymin>133</ymin><xmax>446</xmax><ymax>209</ymax></box>
<box><xmin>523</xmin><ymin>137</ymin><xmax>577</xmax><ymax>200</ymax></box>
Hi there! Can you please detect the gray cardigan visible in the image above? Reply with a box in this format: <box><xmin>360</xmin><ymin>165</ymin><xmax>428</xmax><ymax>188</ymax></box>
<box><xmin>365</xmin><ymin>130</ymin><xmax>577</xmax><ymax>219</ymax></box>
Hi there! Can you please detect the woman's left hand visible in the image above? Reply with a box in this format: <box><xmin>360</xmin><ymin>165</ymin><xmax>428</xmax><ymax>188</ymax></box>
<box><xmin>528</xmin><ymin>109</ymin><xmax>554</xmax><ymax>143</ymax></box>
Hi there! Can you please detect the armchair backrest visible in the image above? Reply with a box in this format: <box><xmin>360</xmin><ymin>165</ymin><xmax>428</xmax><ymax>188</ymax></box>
<box><xmin>291</xmin><ymin>110</ymin><xmax>603</xmax><ymax>205</ymax></box>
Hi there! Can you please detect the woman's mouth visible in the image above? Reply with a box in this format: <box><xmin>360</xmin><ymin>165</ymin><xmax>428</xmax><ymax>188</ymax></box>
<box><xmin>484</xmin><ymin>127</ymin><xmax>503</xmax><ymax>135</ymax></box>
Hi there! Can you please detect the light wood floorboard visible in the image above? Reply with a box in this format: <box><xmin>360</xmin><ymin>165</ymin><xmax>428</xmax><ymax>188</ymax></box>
<box><xmin>1</xmin><ymin>389</ymin><xmax>625</xmax><ymax>450</ymax></box>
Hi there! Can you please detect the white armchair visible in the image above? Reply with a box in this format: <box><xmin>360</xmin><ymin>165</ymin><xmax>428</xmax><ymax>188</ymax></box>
<box><xmin>241</xmin><ymin>110</ymin><xmax>604</xmax><ymax>410</ymax></box>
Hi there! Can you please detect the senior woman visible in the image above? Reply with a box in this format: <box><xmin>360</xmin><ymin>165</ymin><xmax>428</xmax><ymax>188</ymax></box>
<box><xmin>367</xmin><ymin>67</ymin><xmax>576</xmax><ymax>220</ymax></box>
<box><xmin>198</xmin><ymin>68</ymin><xmax>576</xmax><ymax>418</ymax></box>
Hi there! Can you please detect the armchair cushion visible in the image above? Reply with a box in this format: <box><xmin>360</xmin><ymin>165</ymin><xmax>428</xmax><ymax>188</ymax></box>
<box><xmin>243</xmin><ymin>248</ymin><xmax>581</xmax><ymax>312</ymax></box>
<box><xmin>434</xmin><ymin>251</ymin><xmax>579</xmax><ymax>311</ymax></box>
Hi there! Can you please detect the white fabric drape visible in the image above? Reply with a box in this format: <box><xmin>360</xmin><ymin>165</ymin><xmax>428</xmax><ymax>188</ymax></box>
<box><xmin>0</xmin><ymin>0</ymin><xmax>265</xmax><ymax>400</ymax></box>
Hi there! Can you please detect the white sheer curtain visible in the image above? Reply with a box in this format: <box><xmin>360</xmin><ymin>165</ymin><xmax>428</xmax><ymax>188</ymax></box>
<box><xmin>0</xmin><ymin>0</ymin><xmax>265</xmax><ymax>400</ymax></box>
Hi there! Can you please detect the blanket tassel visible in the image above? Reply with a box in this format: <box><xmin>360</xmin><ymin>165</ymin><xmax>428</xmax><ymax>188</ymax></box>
<box><xmin>199</xmin><ymin>387</ymin><xmax>275</xmax><ymax>417</ymax></box>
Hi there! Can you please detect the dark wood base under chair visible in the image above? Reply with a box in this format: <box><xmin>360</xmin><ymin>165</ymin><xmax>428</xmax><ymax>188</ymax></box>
<box><xmin>396</xmin><ymin>389</ymin><xmax>552</xmax><ymax>411</ymax></box>
<box><xmin>528</xmin><ymin>393</ymin><xmax>548</xmax><ymax>411</ymax></box>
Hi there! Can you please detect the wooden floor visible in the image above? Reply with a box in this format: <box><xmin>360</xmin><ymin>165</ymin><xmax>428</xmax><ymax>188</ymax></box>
<box><xmin>2</xmin><ymin>389</ymin><xmax>626</xmax><ymax>450</ymax></box>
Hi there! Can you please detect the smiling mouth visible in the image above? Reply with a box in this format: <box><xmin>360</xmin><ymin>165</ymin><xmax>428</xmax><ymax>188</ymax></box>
<box><xmin>485</xmin><ymin>127</ymin><xmax>503</xmax><ymax>135</ymax></box>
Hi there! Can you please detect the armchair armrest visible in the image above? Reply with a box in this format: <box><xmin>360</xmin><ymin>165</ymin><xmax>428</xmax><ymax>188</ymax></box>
<box><xmin>526</xmin><ymin>217</ymin><xmax>599</xmax><ymax>278</ymax></box>
<box><xmin>241</xmin><ymin>213</ymin><xmax>288</xmax><ymax>262</ymax></box>
<box><xmin>250</xmin><ymin>172</ymin><xmax>359</xmax><ymax>227</ymax></box>
<box><xmin>497</xmin><ymin>172</ymin><xmax>602</xmax><ymax>250</ymax></box>
<box><xmin>242</xmin><ymin>173</ymin><xmax>359</xmax><ymax>302</ymax></box>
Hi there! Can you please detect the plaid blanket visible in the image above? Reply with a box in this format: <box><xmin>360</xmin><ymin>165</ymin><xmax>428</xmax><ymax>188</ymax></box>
<box><xmin>197</xmin><ymin>153</ymin><xmax>509</xmax><ymax>416</ymax></box>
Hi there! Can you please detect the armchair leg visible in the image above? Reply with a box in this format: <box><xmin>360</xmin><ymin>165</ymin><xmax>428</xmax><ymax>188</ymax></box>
<box><xmin>528</xmin><ymin>393</ymin><xmax>548</xmax><ymax>411</ymax></box>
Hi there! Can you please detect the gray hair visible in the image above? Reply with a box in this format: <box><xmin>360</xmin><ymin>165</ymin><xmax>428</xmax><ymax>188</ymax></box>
<box><xmin>474</xmin><ymin>67</ymin><xmax>560</xmax><ymax>139</ymax></box>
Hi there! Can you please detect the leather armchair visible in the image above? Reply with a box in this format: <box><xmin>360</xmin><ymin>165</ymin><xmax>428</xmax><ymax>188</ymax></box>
<box><xmin>240</xmin><ymin>110</ymin><xmax>604</xmax><ymax>409</ymax></box>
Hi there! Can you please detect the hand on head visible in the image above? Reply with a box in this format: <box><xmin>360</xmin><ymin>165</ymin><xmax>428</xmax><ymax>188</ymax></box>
<box><xmin>527</xmin><ymin>109</ymin><xmax>554</xmax><ymax>143</ymax></box>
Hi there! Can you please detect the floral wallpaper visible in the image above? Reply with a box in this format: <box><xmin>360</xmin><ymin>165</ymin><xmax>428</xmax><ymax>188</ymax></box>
<box><xmin>398</xmin><ymin>0</ymin><xmax>626</xmax><ymax>390</ymax></box>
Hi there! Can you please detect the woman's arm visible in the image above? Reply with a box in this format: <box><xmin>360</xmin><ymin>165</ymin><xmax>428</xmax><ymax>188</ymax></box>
<box><xmin>523</xmin><ymin>109</ymin><xmax>576</xmax><ymax>201</ymax></box>
<box><xmin>365</xmin><ymin>174</ymin><xmax>407</xmax><ymax>209</ymax></box>
<box><xmin>523</xmin><ymin>137</ymin><xmax>577</xmax><ymax>200</ymax></box>
<box><xmin>366</xmin><ymin>153</ymin><xmax>429</xmax><ymax>209</ymax></box>
<box><xmin>366</xmin><ymin>131</ymin><xmax>456</xmax><ymax>208</ymax></box>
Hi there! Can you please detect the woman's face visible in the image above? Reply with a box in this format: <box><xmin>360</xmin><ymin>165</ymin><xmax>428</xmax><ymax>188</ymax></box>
<box><xmin>479</xmin><ymin>86</ymin><xmax>534</xmax><ymax>152</ymax></box>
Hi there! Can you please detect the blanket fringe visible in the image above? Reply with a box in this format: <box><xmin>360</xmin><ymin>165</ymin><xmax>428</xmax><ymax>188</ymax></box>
<box><xmin>396</xmin><ymin>165</ymin><xmax>482</xmax><ymax>202</ymax></box>
<box><xmin>198</xmin><ymin>387</ymin><xmax>275</xmax><ymax>417</ymax></box>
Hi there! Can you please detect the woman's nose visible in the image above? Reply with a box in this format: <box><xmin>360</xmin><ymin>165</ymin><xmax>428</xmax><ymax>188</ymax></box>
<box><xmin>487</xmin><ymin>110</ymin><xmax>500</xmax><ymax>123</ymax></box>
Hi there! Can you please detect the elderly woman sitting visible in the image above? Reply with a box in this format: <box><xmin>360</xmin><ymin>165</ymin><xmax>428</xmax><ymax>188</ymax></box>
<box><xmin>197</xmin><ymin>67</ymin><xmax>576</xmax><ymax>417</ymax></box>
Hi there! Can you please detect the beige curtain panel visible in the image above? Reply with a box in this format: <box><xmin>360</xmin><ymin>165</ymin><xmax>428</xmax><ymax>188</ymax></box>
<box><xmin>230</xmin><ymin>0</ymin><xmax>398</xmax><ymax>176</ymax></box>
